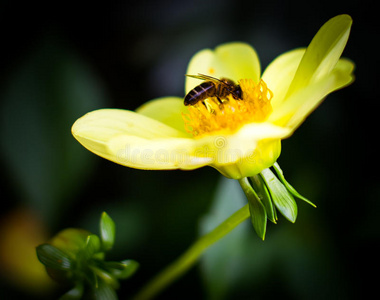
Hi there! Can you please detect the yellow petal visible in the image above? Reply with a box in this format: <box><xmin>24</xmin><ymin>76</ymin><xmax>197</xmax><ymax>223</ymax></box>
<box><xmin>136</xmin><ymin>96</ymin><xmax>190</xmax><ymax>134</ymax></box>
<box><xmin>187</xmin><ymin>122</ymin><xmax>290</xmax><ymax>178</ymax></box>
<box><xmin>109</xmin><ymin>134</ymin><xmax>212</xmax><ymax>170</ymax></box>
<box><xmin>286</xmin><ymin>14</ymin><xmax>352</xmax><ymax>97</ymax></box>
<box><xmin>192</xmin><ymin>122</ymin><xmax>289</xmax><ymax>163</ymax></box>
<box><xmin>261</xmin><ymin>48</ymin><xmax>305</xmax><ymax>110</ymax></box>
<box><xmin>72</xmin><ymin>109</ymin><xmax>187</xmax><ymax>140</ymax></box>
<box><xmin>269</xmin><ymin>58</ymin><xmax>355</xmax><ymax>129</ymax></box>
<box><xmin>214</xmin><ymin>139</ymin><xmax>282</xmax><ymax>179</ymax></box>
<box><xmin>72</xmin><ymin>107</ymin><xmax>290</xmax><ymax>175</ymax></box>
<box><xmin>72</xmin><ymin>109</ymin><xmax>198</xmax><ymax>169</ymax></box>
<box><xmin>185</xmin><ymin>42</ymin><xmax>261</xmax><ymax>93</ymax></box>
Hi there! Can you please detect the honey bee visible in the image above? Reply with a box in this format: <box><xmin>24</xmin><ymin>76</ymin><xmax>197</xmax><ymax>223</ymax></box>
<box><xmin>184</xmin><ymin>74</ymin><xmax>242</xmax><ymax>106</ymax></box>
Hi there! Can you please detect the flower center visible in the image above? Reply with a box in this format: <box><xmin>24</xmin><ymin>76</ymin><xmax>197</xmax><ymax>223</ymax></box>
<box><xmin>182</xmin><ymin>79</ymin><xmax>273</xmax><ymax>137</ymax></box>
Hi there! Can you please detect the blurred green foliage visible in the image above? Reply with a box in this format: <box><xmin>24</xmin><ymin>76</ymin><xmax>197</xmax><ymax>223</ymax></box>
<box><xmin>0</xmin><ymin>0</ymin><xmax>377</xmax><ymax>299</ymax></box>
<box><xmin>0</xmin><ymin>37</ymin><xmax>107</xmax><ymax>225</ymax></box>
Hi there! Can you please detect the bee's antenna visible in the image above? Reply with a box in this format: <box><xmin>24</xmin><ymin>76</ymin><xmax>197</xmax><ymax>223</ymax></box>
<box><xmin>185</xmin><ymin>73</ymin><xmax>222</xmax><ymax>82</ymax></box>
<box><xmin>185</xmin><ymin>74</ymin><xmax>200</xmax><ymax>79</ymax></box>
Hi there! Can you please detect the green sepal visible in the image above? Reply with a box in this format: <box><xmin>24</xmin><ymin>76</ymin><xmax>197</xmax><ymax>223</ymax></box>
<box><xmin>92</xmin><ymin>251</ymin><xmax>105</xmax><ymax>261</ymax></box>
<box><xmin>93</xmin><ymin>280</ymin><xmax>118</xmax><ymax>300</ymax></box>
<box><xmin>85</xmin><ymin>267</ymin><xmax>99</xmax><ymax>289</ymax></box>
<box><xmin>239</xmin><ymin>177</ymin><xmax>267</xmax><ymax>240</ymax></box>
<box><xmin>59</xmin><ymin>282</ymin><xmax>84</xmax><ymax>300</ymax></box>
<box><xmin>100</xmin><ymin>212</ymin><xmax>116</xmax><ymax>251</ymax></box>
<box><xmin>106</xmin><ymin>260</ymin><xmax>140</xmax><ymax>280</ymax></box>
<box><xmin>49</xmin><ymin>229</ymin><xmax>91</xmax><ymax>259</ymax></box>
<box><xmin>91</xmin><ymin>267</ymin><xmax>120</xmax><ymax>290</ymax></box>
<box><xmin>250</xmin><ymin>175</ymin><xmax>277</xmax><ymax>223</ymax></box>
<box><xmin>36</xmin><ymin>244</ymin><xmax>74</xmax><ymax>270</ymax></box>
<box><xmin>273</xmin><ymin>163</ymin><xmax>316</xmax><ymax>207</ymax></box>
<box><xmin>83</xmin><ymin>234</ymin><xmax>101</xmax><ymax>261</ymax></box>
<box><xmin>261</xmin><ymin>168</ymin><xmax>298</xmax><ymax>223</ymax></box>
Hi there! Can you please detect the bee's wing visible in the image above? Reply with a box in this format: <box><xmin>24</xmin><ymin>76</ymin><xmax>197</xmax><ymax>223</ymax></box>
<box><xmin>185</xmin><ymin>73</ymin><xmax>223</xmax><ymax>84</ymax></box>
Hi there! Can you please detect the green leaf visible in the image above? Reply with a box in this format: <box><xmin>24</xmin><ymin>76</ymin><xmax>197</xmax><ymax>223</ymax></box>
<box><xmin>261</xmin><ymin>168</ymin><xmax>298</xmax><ymax>223</ymax></box>
<box><xmin>286</xmin><ymin>14</ymin><xmax>352</xmax><ymax>96</ymax></box>
<box><xmin>100</xmin><ymin>212</ymin><xmax>116</xmax><ymax>251</ymax></box>
<box><xmin>106</xmin><ymin>260</ymin><xmax>140</xmax><ymax>280</ymax></box>
<box><xmin>239</xmin><ymin>177</ymin><xmax>267</xmax><ymax>240</ymax></box>
<box><xmin>250</xmin><ymin>175</ymin><xmax>277</xmax><ymax>223</ymax></box>
<box><xmin>273</xmin><ymin>162</ymin><xmax>316</xmax><ymax>207</ymax></box>
<box><xmin>36</xmin><ymin>244</ymin><xmax>74</xmax><ymax>270</ymax></box>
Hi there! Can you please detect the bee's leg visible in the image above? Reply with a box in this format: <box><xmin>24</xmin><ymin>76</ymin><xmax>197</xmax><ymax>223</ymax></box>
<box><xmin>216</xmin><ymin>96</ymin><xmax>223</xmax><ymax>104</ymax></box>
<box><xmin>215</xmin><ymin>85</ymin><xmax>224</xmax><ymax>104</ymax></box>
<box><xmin>203</xmin><ymin>100</ymin><xmax>215</xmax><ymax>113</ymax></box>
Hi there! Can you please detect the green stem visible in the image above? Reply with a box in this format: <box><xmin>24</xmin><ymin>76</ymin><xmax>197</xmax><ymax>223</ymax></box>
<box><xmin>133</xmin><ymin>204</ymin><xmax>250</xmax><ymax>300</ymax></box>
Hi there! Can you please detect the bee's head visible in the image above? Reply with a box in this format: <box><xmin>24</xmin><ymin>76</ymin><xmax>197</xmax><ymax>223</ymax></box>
<box><xmin>232</xmin><ymin>85</ymin><xmax>242</xmax><ymax>100</ymax></box>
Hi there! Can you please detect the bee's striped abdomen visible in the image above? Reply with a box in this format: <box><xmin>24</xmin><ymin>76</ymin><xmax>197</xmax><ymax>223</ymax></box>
<box><xmin>184</xmin><ymin>82</ymin><xmax>215</xmax><ymax>106</ymax></box>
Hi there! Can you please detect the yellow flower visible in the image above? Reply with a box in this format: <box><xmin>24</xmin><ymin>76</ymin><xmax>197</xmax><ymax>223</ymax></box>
<box><xmin>72</xmin><ymin>15</ymin><xmax>354</xmax><ymax>180</ymax></box>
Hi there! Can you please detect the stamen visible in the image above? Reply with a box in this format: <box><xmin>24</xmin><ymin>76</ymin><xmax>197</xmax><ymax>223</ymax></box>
<box><xmin>182</xmin><ymin>79</ymin><xmax>273</xmax><ymax>137</ymax></box>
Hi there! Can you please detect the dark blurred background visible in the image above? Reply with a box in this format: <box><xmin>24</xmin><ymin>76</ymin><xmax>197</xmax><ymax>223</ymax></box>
<box><xmin>0</xmin><ymin>0</ymin><xmax>377</xmax><ymax>299</ymax></box>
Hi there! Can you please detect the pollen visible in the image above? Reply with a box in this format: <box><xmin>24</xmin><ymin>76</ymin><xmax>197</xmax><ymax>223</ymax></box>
<box><xmin>182</xmin><ymin>79</ymin><xmax>273</xmax><ymax>137</ymax></box>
